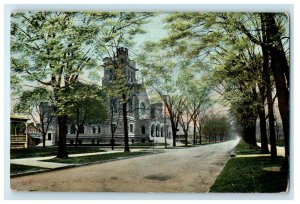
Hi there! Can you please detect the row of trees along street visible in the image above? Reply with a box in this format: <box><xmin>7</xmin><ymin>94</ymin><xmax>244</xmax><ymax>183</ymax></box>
<box><xmin>139</xmin><ymin>13</ymin><xmax>289</xmax><ymax>171</ymax></box>
<box><xmin>159</xmin><ymin>12</ymin><xmax>289</xmax><ymax>170</ymax></box>
<box><xmin>11</xmin><ymin>12</ymin><xmax>289</xmax><ymax>172</ymax></box>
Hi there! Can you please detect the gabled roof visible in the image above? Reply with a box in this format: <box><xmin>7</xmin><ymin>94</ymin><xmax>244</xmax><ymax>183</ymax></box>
<box><xmin>10</xmin><ymin>114</ymin><xmax>29</xmax><ymax>122</ymax></box>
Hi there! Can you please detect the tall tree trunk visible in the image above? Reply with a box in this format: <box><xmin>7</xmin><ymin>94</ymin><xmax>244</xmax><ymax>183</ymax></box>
<box><xmin>122</xmin><ymin>94</ymin><xmax>130</xmax><ymax>152</ymax></box>
<box><xmin>266</xmin><ymin>91</ymin><xmax>277</xmax><ymax>159</ymax></box>
<box><xmin>75</xmin><ymin>107</ymin><xmax>79</xmax><ymax>148</ymax></box>
<box><xmin>265</xmin><ymin>56</ymin><xmax>277</xmax><ymax>159</ymax></box>
<box><xmin>214</xmin><ymin>132</ymin><xmax>217</xmax><ymax>143</ymax></box>
<box><xmin>258</xmin><ymin>109</ymin><xmax>269</xmax><ymax>154</ymax></box>
<box><xmin>169</xmin><ymin>117</ymin><xmax>177</xmax><ymax>147</ymax></box>
<box><xmin>57</xmin><ymin>115</ymin><xmax>68</xmax><ymax>158</ymax></box>
<box><xmin>75</xmin><ymin>129</ymin><xmax>79</xmax><ymax>148</ymax></box>
<box><xmin>256</xmin><ymin>76</ymin><xmax>269</xmax><ymax>153</ymax></box>
<box><xmin>184</xmin><ymin>131</ymin><xmax>188</xmax><ymax>147</ymax></box>
<box><xmin>111</xmin><ymin>129</ymin><xmax>115</xmax><ymax>150</ymax></box>
<box><xmin>198</xmin><ymin>126</ymin><xmax>202</xmax><ymax>144</ymax></box>
<box><xmin>258</xmin><ymin>41</ymin><xmax>270</xmax><ymax>154</ymax></box>
<box><xmin>261</xmin><ymin>14</ymin><xmax>276</xmax><ymax>158</ymax></box>
<box><xmin>110</xmin><ymin>107</ymin><xmax>115</xmax><ymax>150</ymax></box>
<box><xmin>193</xmin><ymin>120</ymin><xmax>196</xmax><ymax>145</ymax></box>
<box><xmin>40</xmin><ymin>115</ymin><xmax>46</xmax><ymax>148</ymax></box>
<box><xmin>42</xmin><ymin>132</ymin><xmax>46</xmax><ymax>148</ymax></box>
<box><xmin>243</xmin><ymin>122</ymin><xmax>257</xmax><ymax>147</ymax></box>
<box><xmin>263</xmin><ymin>13</ymin><xmax>289</xmax><ymax>169</ymax></box>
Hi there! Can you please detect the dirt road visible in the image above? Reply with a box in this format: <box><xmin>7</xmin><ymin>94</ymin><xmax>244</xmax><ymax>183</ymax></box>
<box><xmin>10</xmin><ymin>139</ymin><xmax>238</xmax><ymax>192</ymax></box>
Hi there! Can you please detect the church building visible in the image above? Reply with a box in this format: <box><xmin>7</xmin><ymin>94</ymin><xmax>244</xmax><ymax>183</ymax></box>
<box><xmin>64</xmin><ymin>47</ymin><xmax>173</xmax><ymax>145</ymax></box>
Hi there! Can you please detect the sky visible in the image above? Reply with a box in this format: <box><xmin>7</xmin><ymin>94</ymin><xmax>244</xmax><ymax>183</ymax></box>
<box><xmin>131</xmin><ymin>13</ymin><xmax>169</xmax><ymax>55</ymax></box>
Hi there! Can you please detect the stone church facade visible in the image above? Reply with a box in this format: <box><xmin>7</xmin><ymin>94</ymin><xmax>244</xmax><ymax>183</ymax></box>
<box><xmin>64</xmin><ymin>47</ymin><xmax>173</xmax><ymax>145</ymax></box>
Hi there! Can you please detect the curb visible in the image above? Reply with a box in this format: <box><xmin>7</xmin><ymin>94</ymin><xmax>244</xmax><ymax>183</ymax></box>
<box><xmin>230</xmin><ymin>147</ymin><xmax>237</xmax><ymax>157</ymax></box>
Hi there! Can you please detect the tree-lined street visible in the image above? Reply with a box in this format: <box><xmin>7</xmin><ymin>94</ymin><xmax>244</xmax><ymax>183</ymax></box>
<box><xmin>11</xmin><ymin>139</ymin><xmax>238</xmax><ymax>192</ymax></box>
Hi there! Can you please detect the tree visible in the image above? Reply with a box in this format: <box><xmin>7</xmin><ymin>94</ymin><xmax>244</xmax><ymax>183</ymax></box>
<box><xmin>260</xmin><ymin>13</ymin><xmax>289</xmax><ymax>168</ymax></box>
<box><xmin>11</xmin><ymin>11</ymin><xmax>99</xmax><ymax>158</ymax></box>
<box><xmin>195</xmin><ymin>108</ymin><xmax>209</xmax><ymax>144</ymax></box>
<box><xmin>177</xmin><ymin>75</ymin><xmax>211</xmax><ymax>146</ymax></box>
<box><xmin>67</xmin><ymin>82</ymin><xmax>109</xmax><ymax>147</ymax></box>
<box><xmin>107</xmin><ymin>97</ymin><xmax>121</xmax><ymax>150</ymax></box>
<box><xmin>203</xmin><ymin>115</ymin><xmax>231</xmax><ymax>143</ymax></box>
<box><xmin>14</xmin><ymin>88</ymin><xmax>54</xmax><ymax>148</ymax></box>
<box><xmin>94</xmin><ymin>12</ymin><xmax>153</xmax><ymax>152</ymax></box>
<box><xmin>139</xmin><ymin>24</ymin><xmax>212</xmax><ymax>147</ymax></box>
<box><xmin>219</xmin><ymin>12</ymin><xmax>289</xmax><ymax>165</ymax></box>
<box><xmin>139</xmin><ymin>43</ymin><xmax>187</xmax><ymax>147</ymax></box>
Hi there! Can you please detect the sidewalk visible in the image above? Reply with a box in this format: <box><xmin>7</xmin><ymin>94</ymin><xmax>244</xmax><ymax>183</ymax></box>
<box><xmin>10</xmin><ymin>149</ymin><xmax>145</xmax><ymax>169</ymax></box>
<box><xmin>236</xmin><ymin>143</ymin><xmax>285</xmax><ymax>158</ymax></box>
<box><xmin>257</xmin><ymin>143</ymin><xmax>285</xmax><ymax>157</ymax></box>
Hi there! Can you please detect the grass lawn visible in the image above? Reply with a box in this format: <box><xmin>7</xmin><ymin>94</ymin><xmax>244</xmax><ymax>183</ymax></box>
<box><xmin>209</xmin><ymin>156</ymin><xmax>288</xmax><ymax>192</ymax></box>
<box><xmin>10</xmin><ymin>146</ymin><xmax>106</xmax><ymax>159</ymax></box>
<box><xmin>10</xmin><ymin>164</ymin><xmax>49</xmax><ymax>176</ymax></box>
<box><xmin>209</xmin><ymin>139</ymin><xmax>288</xmax><ymax>193</ymax></box>
<box><xmin>235</xmin><ymin>140</ymin><xmax>261</xmax><ymax>155</ymax></box>
<box><xmin>42</xmin><ymin>151</ymin><xmax>153</xmax><ymax>164</ymax></box>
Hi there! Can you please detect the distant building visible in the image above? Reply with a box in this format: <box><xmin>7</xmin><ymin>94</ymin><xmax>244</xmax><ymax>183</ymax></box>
<box><xmin>33</xmin><ymin>103</ymin><xmax>58</xmax><ymax>146</ymax></box>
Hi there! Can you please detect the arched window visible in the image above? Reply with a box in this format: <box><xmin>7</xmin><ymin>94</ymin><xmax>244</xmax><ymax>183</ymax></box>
<box><xmin>98</xmin><ymin>125</ymin><xmax>101</xmax><ymax>133</ymax></box>
<box><xmin>129</xmin><ymin>124</ymin><xmax>134</xmax><ymax>133</ymax></box>
<box><xmin>128</xmin><ymin>98</ymin><xmax>133</xmax><ymax>113</ymax></box>
<box><xmin>79</xmin><ymin>124</ymin><xmax>84</xmax><ymax>134</ymax></box>
<box><xmin>141</xmin><ymin>126</ymin><xmax>145</xmax><ymax>134</ymax></box>
<box><xmin>92</xmin><ymin>126</ymin><xmax>96</xmax><ymax>133</ymax></box>
<box><xmin>156</xmin><ymin>124</ymin><xmax>160</xmax><ymax>137</ymax></box>
<box><xmin>111</xmin><ymin>98</ymin><xmax>119</xmax><ymax>113</ymax></box>
<box><xmin>161</xmin><ymin>126</ymin><xmax>164</xmax><ymax>137</ymax></box>
<box><xmin>70</xmin><ymin>124</ymin><xmax>76</xmax><ymax>134</ymax></box>
<box><xmin>140</xmin><ymin>102</ymin><xmax>146</xmax><ymax>115</ymax></box>
<box><xmin>151</xmin><ymin>124</ymin><xmax>155</xmax><ymax>136</ymax></box>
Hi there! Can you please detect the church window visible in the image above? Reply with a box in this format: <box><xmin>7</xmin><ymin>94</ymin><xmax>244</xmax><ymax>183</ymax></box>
<box><xmin>151</xmin><ymin>125</ymin><xmax>155</xmax><ymax>136</ymax></box>
<box><xmin>141</xmin><ymin>126</ymin><xmax>145</xmax><ymax>134</ymax></box>
<box><xmin>48</xmin><ymin>133</ymin><xmax>52</xmax><ymax>140</ymax></box>
<box><xmin>111</xmin><ymin>124</ymin><xmax>117</xmax><ymax>132</ymax></box>
<box><xmin>130</xmin><ymin>124</ymin><xmax>134</xmax><ymax>133</ymax></box>
<box><xmin>111</xmin><ymin>98</ymin><xmax>119</xmax><ymax>113</ymax></box>
<box><xmin>140</xmin><ymin>102</ymin><xmax>146</xmax><ymax>115</ymax></box>
<box><xmin>128</xmin><ymin>98</ymin><xmax>133</xmax><ymax>113</ymax></box>
<box><xmin>156</xmin><ymin>124</ymin><xmax>160</xmax><ymax>137</ymax></box>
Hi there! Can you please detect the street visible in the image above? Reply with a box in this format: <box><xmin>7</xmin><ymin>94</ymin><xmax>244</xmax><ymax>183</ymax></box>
<box><xmin>10</xmin><ymin>139</ymin><xmax>239</xmax><ymax>192</ymax></box>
